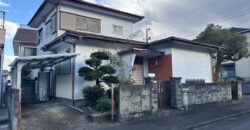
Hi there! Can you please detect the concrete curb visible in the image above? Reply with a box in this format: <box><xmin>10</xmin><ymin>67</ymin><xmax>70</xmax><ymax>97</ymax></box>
<box><xmin>65</xmin><ymin>105</ymin><xmax>84</xmax><ymax>113</ymax></box>
<box><xmin>181</xmin><ymin>109</ymin><xmax>250</xmax><ymax>130</ymax></box>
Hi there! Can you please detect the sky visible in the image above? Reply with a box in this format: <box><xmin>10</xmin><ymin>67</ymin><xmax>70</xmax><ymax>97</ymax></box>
<box><xmin>2</xmin><ymin>0</ymin><xmax>250</xmax><ymax>70</ymax></box>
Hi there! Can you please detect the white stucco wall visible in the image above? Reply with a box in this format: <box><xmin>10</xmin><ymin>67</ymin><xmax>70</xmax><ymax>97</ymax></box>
<box><xmin>58</xmin><ymin>4</ymin><xmax>134</xmax><ymax>39</ymax></box>
<box><xmin>37</xmin><ymin>8</ymin><xmax>58</xmax><ymax>56</ymax></box>
<box><xmin>74</xmin><ymin>40</ymin><xmax>132</xmax><ymax>100</ymax></box>
<box><xmin>120</xmin><ymin>53</ymin><xmax>136</xmax><ymax>79</ymax></box>
<box><xmin>171</xmin><ymin>48</ymin><xmax>213</xmax><ymax>83</ymax></box>
<box><xmin>235</xmin><ymin>32</ymin><xmax>250</xmax><ymax>80</ymax></box>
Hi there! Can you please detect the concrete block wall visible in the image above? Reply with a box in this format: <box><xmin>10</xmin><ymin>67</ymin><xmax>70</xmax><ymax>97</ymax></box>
<box><xmin>6</xmin><ymin>88</ymin><xmax>21</xmax><ymax>130</ymax></box>
<box><xmin>119</xmin><ymin>79</ymin><xmax>158</xmax><ymax>122</ymax></box>
<box><xmin>183</xmin><ymin>83</ymin><xmax>232</xmax><ymax>106</ymax></box>
<box><xmin>170</xmin><ymin>77</ymin><xmax>183</xmax><ymax>109</ymax></box>
<box><xmin>170</xmin><ymin>77</ymin><xmax>233</xmax><ymax>110</ymax></box>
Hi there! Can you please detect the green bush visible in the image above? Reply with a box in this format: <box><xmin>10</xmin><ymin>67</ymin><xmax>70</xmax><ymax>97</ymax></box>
<box><xmin>90</xmin><ymin>51</ymin><xmax>110</xmax><ymax>60</ymax></box>
<box><xmin>103</xmin><ymin>76</ymin><xmax>119</xmax><ymax>85</ymax></box>
<box><xmin>95</xmin><ymin>97</ymin><xmax>111</xmax><ymax>112</ymax></box>
<box><xmin>106</xmin><ymin>87</ymin><xmax>119</xmax><ymax>107</ymax></box>
<box><xmin>82</xmin><ymin>86</ymin><xmax>105</xmax><ymax>107</ymax></box>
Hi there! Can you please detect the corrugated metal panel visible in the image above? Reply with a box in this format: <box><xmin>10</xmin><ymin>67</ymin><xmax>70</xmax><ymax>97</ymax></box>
<box><xmin>38</xmin><ymin>72</ymin><xmax>50</xmax><ymax>102</ymax></box>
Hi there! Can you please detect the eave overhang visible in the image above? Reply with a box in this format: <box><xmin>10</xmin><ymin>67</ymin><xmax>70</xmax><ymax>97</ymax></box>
<box><xmin>42</xmin><ymin>31</ymin><xmax>146</xmax><ymax>51</ymax></box>
<box><xmin>148</xmin><ymin>36</ymin><xmax>224</xmax><ymax>52</ymax></box>
<box><xmin>118</xmin><ymin>48</ymin><xmax>164</xmax><ymax>58</ymax></box>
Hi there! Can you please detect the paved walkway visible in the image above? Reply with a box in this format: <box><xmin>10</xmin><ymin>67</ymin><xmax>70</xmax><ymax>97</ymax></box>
<box><xmin>21</xmin><ymin>103</ymin><xmax>117</xmax><ymax>130</ymax></box>
<box><xmin>20</xmin><ymin>96</ymin><xmax>250</xmax><ymax>130</ymax></box>
<box><xmin>98</xmin><ymin>96</ymin><xmax>250</xmax><ymax>130</ymax></box>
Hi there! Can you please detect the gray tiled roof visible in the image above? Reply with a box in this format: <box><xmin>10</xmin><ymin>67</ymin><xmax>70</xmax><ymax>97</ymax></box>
<box><xmin>229</xmin><ymin>27</ymin><xmax>250</xmax><ymax>34</ymax></box>
<box><xmin>13</xmin><ymin>28</ymin><xmax>37</xmax><ymax>43</ymax></box>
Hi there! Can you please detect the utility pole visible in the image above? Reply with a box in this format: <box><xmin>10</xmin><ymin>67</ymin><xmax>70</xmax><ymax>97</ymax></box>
<box><xmin>0</xmin><ymin>11</ymin><xmax>5</xmax><ymax>107</ymax></box>
<box><xmin>146</xmin><ymin>28</ymin><xmax>151</xmax><ymax>44</ymax></box>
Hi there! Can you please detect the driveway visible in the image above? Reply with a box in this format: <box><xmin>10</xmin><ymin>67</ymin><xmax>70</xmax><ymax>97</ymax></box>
<box><xmin>21</xmin><ymin>102</ymin><xmax>116</xmax><ymax>130</ymax></box>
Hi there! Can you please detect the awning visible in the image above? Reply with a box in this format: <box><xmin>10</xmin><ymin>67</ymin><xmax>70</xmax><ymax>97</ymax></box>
<box><xmin>10</xmin><ymin>53</ymin><xmax>79</xmax><ymax>70</ymax></box>
<box><xmin>118</xmin><ymin>48</ymin><xmax>164</xmax><ymax>58</ymax></box>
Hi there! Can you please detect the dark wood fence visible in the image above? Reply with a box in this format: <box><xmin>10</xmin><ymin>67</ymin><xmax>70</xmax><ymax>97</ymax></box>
<box><xmin>157</xmin><ymin>80</ymin><xmax>171</xmax><ymax>109</ymax></box>
<box><xmin>231</xmin><ymin>82</ymin><xmax>242</xmax><ymax>99</ymax></box>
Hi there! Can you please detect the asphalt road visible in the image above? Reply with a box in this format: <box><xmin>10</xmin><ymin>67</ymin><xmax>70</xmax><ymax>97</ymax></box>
<box><xmin>195</xmin><ymin>112</ymin><xmax>250</xmax><ymax>130</ymax></box>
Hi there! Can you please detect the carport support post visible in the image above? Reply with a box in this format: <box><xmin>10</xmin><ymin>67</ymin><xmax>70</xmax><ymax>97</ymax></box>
<box><xmin>17</xmin><ymin>63</ymin><xmax>24</xmax><ymax>89</ymax></box>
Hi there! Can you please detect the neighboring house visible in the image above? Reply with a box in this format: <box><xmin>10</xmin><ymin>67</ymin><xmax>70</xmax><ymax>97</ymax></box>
<box><xmin>222</xmin><ymin>27</ymin><xmax>250</xmax><ymax>82</ymax></box>
<box><xmin>11</xmin><ymin>0</ymin><xmax>221</xmax><ymax>106</ymax></box>
<box><xmin>13</xmin><ymin>28</ymin><xmax>37</xmax><ymax>57</ymax></box>
<box><xmin>2</xmin><ymin>70</ymin><xmax>10</xmax><ymax>86</ymax></box>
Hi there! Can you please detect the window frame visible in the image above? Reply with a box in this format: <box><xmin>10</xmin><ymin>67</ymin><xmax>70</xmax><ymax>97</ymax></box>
<box><xmin>50</xmin><ymin>13</ymin><xmax>57</xmax><ymax>34</ymax></box>
<box><xmin>112</xmin><ymin>25</ymin><xmax>123</xmax><ymax>35</ymax></box>
<box><xmin>38</xmin><ymin>28</ymin><xmax>43</xmax><ymax>45</ymax></box>
<box><xmin>23</xmin><ymin>47</ymin><xmax>37</xmax><ymax>57</ymax></box>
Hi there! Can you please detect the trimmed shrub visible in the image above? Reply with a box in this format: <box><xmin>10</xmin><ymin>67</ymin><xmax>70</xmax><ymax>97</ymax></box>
<box><xmin>103</xmin><ymin>76</ymin><xmax>119</xmax><ymax>85</ymax></box>
<box><xmin>82</xmin><ymin>86</ymin><xmax>105</xmax><ymax>107</ymax></box>
<box><xmin>95</xmin><ymin>97</ymin><xmax>111</xmax><ymax>112</ymax></box>
<box><xmin>78</xmin><ymin>51</ymin><xmax>119</xmax><ymax>87</ymax></box>
<box><xmin>90</xmin><ymin>51</ymin><xmax>110</xmax><ymax>60</ymax></box>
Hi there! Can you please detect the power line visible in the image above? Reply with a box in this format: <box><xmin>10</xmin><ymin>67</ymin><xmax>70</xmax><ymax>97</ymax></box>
<box><xmin>156</xmin><ymin>7</ymin><xmax>250</xmax><ymax>39</ymax></box>
<box><xmin>174</xmin><ymin>7</ymin><xmax>250</xmax><ymax>34</ymax></box>
<box><xmin>141</xmin><ymin>0</ymin><xmax>230</xmax><ymax>27</ymax></box>
<box><xmin>161</xmin><ymin>0</ymin><xmax>228</xmax><ymax>22</ymax></box>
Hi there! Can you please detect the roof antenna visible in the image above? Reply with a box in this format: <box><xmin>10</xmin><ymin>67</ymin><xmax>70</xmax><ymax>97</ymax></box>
<box><xmin>146</xmin><ymin>28</ymin><xmax>151</xmax><ymax>44</ymax></box>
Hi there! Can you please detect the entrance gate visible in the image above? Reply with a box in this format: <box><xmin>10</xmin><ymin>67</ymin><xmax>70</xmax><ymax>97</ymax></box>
<box><xmin>157</xmin><ymin>80</ymin><xmax>171</xmax><ymax>108</ymax></box>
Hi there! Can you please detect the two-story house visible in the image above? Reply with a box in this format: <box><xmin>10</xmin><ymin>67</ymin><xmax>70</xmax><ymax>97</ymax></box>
<box><xmin>13</xmin><ymin>28</ymin><xmax>37</xmax><ymax>57</ymax></box>
<box><xmin>11</xmin><ymin>0</ymin><xmax>221</xmax><ymax>106</ymax></box>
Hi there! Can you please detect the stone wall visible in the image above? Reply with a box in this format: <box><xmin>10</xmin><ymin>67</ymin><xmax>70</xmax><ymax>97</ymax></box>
<box><xmin>170</xmin><ymin>78</ymin><xmax>233</xmax><ymax>110</ymax></box>
<box><xmin>119</xmin><ymin>78</ymin><xmax>158</xmax><ymax>122</ymax></box>
<box><xmin>6</xmin><ymin>88</ymin><xmax>21</xmax><ymax>130</ymax></box>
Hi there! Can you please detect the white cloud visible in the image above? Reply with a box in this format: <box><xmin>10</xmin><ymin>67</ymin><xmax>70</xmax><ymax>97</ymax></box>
<box><xmin>3</xmin><ymin>55</ymin><xmax>16</xmax><ymax>71</ymax></box>
<box><xmin>100</xmin><ymin>0</ymin><xmax>250</xmax><ymax>41</ymax></box>
<box><xmin>82</xmin><ymin>0</ymin><xmax>97</xmax><ymax>4</ymax></box>
<box><xmin>0</xmin><ymin>1</ymin><xmax>10</xmax><ymax>7</ymax></box>
<box><xmin>5</xmin><ymin>21</ymin><xmax>19</xmax><ymax>39</ymax></box>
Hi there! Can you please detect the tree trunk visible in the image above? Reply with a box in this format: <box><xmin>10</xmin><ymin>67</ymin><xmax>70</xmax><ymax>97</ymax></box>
<box><xmin>214</xmin><ymin>56</ymin><xmax>223</xmax><ymax>82</ymax></box>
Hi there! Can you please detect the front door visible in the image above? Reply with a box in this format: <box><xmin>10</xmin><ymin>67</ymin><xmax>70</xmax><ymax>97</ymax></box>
<box><xmin>132</xmin><ymin>57</ymin><xmax>144</xmax><ymax>85</ymax></box>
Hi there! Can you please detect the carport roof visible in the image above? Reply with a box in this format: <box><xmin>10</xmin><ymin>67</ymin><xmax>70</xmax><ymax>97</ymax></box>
<box><xmin>10</xmin><ymin>53</ymin><xmax>78</xmax><ymax>70</ymax></box>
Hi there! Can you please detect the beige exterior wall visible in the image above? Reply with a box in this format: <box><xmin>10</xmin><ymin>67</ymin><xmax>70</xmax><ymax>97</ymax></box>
<box><xmin>19</xmin><ymin>43</ymin><xmax>37</xmax><ymax>57</ymax></box>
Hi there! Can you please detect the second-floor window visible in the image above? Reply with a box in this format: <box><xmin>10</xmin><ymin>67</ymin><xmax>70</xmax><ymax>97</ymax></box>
<box><xmin>45</xmin><ymin>13</ymin><xmax>57</xmax><ymax>38</ymax></box>
<box><xmin>60</xmin><ymin>12</ymin><xmax>101</xmax><ymax>34</ymax></box>
<box><xmin>38</xmin><ymin>28</ymin><xmax>43</xmax><ymax>44</ymax></box>
<box><xmin>24</xmin><ymin>48</ymin><xmax>37</xmax><ymax>57</ymax></box>
<box><xmin>75</xmin><ymin>15</ymin><xmax>101</xmax><ymax>33</ymax></box>
<box><xmin>112</xmin><ymin>25</ymin><xmax>123</xmax><ymax>35</ymax></box>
